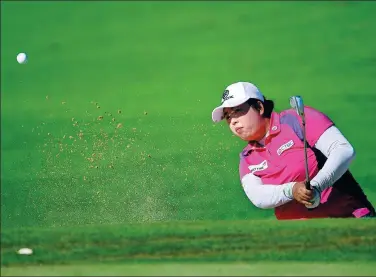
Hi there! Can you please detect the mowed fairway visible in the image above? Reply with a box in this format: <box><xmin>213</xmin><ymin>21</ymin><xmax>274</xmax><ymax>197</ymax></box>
<box><xmin>1</xmin><ymin>1</ymin><xmax>376</xmax><ymax>275</ymax></box>
<box><xmin>2</xmin><ymin>263</ymin><xmax>375</xmax><ymax>276</ymax></box>
<box><xmin>2</xmin><ymin>219</ymin><xmax>376</xmax><ymax>275</ymax></box>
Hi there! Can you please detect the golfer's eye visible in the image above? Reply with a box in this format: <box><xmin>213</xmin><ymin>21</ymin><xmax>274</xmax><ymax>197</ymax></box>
<box><xmin>232</xmin><ymin>108</ymin><xmax>243</xmax><ymax>116</ymax></box>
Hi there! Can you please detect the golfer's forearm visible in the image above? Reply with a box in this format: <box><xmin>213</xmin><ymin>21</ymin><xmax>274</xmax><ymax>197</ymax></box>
<box><xmin>242</xmin><ymin>174</ymin><xmax>295</xmax><ymax>209</ymax></box>
<box><xmin>311</xmin><ymin>126</ymin><xmax>356</xmax><ymax>192</ymax></box>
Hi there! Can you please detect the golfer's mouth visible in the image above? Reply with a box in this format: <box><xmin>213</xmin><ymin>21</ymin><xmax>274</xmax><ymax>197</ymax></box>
<box><xmin>235</xmin><ymin>127</ymin><xmax>243</xmax><ymax>133</ymax></box>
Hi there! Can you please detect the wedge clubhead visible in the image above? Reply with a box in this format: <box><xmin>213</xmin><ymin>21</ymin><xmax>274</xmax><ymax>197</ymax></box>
<box><xmin>290</xmin><ymin>96</ymin><xmax>305</xmax><ymax>117</ymax></box>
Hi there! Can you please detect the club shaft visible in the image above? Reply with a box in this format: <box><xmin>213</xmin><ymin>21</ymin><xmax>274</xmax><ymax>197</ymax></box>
<box><xmin>302</xmin><ymin>119</ymin><xmax>311</xmax><ymax>190</ymax></box>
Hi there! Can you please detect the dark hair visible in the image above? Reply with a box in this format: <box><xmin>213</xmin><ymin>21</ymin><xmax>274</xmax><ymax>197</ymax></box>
<box><xmin>246</xmin><ymin>97</ymin><xmax>274</xmax><ymax>118</ymax></box>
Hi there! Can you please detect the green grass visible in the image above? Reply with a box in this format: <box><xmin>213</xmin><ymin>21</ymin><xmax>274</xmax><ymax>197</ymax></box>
<box><xmin>1</xmin><ymin>1</ymin><xmax>376</xmax><ymax>275</ymax></box>
<box><xmin>1</xmin><ymin>219</ymin><xmax>376</xmax><ymax>272</ymax></box>
<box><xmin>3</xmin><ymin>262</ymin><xmax>376</xmax><ymax>276</ymax></box>
<box><xmin>2</xmin><ymin>219</ymin><xmax>376</xmax><ymax>275</ymax></box>
<box><xmin>2</xmin><ymin>0</ymin><xmax>376</xmax><ymax>230</ymax></box>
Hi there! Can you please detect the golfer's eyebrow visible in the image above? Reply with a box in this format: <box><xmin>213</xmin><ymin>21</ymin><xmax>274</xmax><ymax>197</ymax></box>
<box><xmin>224</xmin><ymin>107</ymin><xmax>238</xmax><ymax>118</ymax></box>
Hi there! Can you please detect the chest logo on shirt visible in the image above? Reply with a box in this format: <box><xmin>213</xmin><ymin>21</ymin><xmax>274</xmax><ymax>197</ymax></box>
<box><xmin>277</xmin><ymin>140</ymin><xmax>294</xmax><ymax>155</ymax></box>
<box><xmin>248</xmin><ymin>160</ymin><xmax>268</xmax><ymax>174</ymax></box>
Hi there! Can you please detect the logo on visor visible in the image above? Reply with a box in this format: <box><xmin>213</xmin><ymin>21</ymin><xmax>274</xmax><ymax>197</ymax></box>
<box><xmin>221</xmin><ymin>90</ymin><xmax>234</xmax><ymax>103</ymax></box>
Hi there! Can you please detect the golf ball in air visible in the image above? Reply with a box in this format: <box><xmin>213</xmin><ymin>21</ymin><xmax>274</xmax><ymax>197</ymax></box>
<box><xmin>17</xmin><ymin>52</ymin><xmax>28</xmax><ymax>64</ymax></box>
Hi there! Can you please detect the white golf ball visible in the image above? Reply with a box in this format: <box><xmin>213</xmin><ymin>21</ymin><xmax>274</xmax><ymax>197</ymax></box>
<box><xmin>17</xmin><ymin>248</ymin><xmax>33</xmax><ymax>255</ymax></box>
<box><xmin>17</xmin><ymin>52</ymin><xmax>28</xmax><ymax>64</ymax></box>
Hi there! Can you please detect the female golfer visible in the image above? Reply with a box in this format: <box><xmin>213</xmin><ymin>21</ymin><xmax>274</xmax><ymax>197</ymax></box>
<box><xmin>212</xmin><ymin>81</ymin><xmax>375</xmax><ymax>220</ymax></box>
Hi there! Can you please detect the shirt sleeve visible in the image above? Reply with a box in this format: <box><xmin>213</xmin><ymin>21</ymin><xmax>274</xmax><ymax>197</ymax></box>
<box><xmin>304</xmin><ymin>106</ymin><xmax>334</xmax><ymax>147</ymax></box>
<box><xmin>310</xmin><ymin>125</ymin><xmax>356</xmax><ymax>192</ymax></box>
<box><xmin>241</xmin><ymin>173</ymin><xmax>295</xmax><ymax>209</ymax></box>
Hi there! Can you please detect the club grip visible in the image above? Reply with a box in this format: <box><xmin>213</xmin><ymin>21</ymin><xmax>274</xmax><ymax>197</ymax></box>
<box><xmin>305</xmin><ymin>181</ymin><xmax>311</xmax><ymax>190</ymax></box>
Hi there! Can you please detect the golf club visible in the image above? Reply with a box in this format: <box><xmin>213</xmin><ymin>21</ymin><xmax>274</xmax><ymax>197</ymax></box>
<box><xmin>290</xmin><ymin>96</ymin><xmax>321</xmax><ymax>209</ymax></box>
<box><xmin>289</xmin><ymin>96</ymin><xmax>311</xmax><ymax>190</ymax></box>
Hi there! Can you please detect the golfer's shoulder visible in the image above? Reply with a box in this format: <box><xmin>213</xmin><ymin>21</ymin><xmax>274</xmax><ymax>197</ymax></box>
<box><xmin>280</xmin><ymin>106</ymin><xmax>331</xmax><ymax>120</ymax></box>
<box><xmin>239</xmin><ymin>144</ymin><xmax>252</xmax><ymax>159</ymax></box>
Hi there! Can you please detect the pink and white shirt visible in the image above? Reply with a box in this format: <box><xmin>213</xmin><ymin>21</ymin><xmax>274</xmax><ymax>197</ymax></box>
<box><xmin>239</xmin><ymin>106</ymin><xmax>373</xmax><ymax>220</ymax></box>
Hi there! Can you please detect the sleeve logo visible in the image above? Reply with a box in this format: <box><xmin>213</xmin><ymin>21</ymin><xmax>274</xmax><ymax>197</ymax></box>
<box><xmin>248</xmin><ymin>160</ymin><xmax>268</xmax><ymax>174</ymax></box>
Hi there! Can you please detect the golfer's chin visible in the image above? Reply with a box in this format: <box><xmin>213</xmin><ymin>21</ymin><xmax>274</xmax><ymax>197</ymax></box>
<box><xmin>237</xmin><ymin>132</ymin><xmax>254</xmax><ymax>141</ymax></box>
<box><xmin>232</xmin><ymin>128</ymin><xmax>256</xmax><ymax>141</ymax></box>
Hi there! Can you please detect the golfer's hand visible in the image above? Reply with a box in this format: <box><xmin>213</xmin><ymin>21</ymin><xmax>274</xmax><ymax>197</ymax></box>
<box><xmin>292</xmin><ymin>181</ymin><xmax>314</xmax><ymax>206</ymax></box>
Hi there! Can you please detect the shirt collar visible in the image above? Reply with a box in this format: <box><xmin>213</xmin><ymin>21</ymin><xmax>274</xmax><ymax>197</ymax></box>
<box><xmin>268</xmin><ymin>111</ymin><xmax>281</xmax><ymax>136</ymax></box>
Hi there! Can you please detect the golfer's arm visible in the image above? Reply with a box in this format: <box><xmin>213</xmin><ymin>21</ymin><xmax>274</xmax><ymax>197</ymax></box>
<box><xmin>310</xmin><ymin>125</ymin><xmax>356</xmax><ymax>192</ymax></box>
<box><xmin>241</xmin><ymin>174</ymin><xmax>295</xmax><ymax>209</ymax></box>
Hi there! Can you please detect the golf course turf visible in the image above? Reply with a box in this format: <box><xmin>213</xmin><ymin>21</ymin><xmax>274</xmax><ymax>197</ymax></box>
<box><xmin>2</xmin><ymin>1</ymin><xmax>376</xmax><ymax>275</ymax></box>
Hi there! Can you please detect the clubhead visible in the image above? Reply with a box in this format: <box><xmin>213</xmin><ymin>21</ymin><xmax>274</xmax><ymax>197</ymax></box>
<box><xmin>289</xmin><ymin>96</ymin><xmax>305</xmax><ymax>116</ymax></box>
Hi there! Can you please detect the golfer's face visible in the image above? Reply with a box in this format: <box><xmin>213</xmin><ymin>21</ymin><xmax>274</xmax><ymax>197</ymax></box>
<box><xmin>224</xmin><ymin>103</ymin><xmax>263</xmax><ymax>141</ymax></box>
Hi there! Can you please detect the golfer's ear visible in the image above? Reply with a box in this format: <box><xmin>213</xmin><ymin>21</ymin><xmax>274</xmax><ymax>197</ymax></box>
<box><xmin>258</xmin><ymin>101</ymin><xmax>265</xmax><ymax>116</ymax></box>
